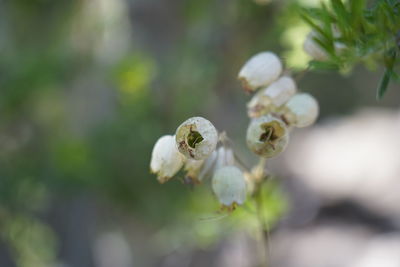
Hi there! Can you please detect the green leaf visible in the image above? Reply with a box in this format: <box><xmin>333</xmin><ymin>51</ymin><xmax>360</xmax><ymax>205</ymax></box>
<box><xmin>312</xmin><ymin>35</ymin><xmax>334</xmax><ymax>56</ymax></box>
<box><xmin>390</xmin><ymin>71</ymin><xmax>400</xmax><ymax>82</ymax></box>
<box><xmin>300</xmin><ymin>9</ymin><xmax>331</xmax><ymax>41</ymax></box>
<box><xmin>376</xmin><ymin>69</ymin><xmax>392</xmax><ymax>100</ymax></box>
<box><xmin>320</xmin><ymin>3</ymin><xmax>334</xmax><ymax>39</ymax></box>
<box><xmin>349</xmin><ymin>0</ymin><xmax>366</xmax><ymax>29</ymax></box>
<box><xmin>377</xmin><ymin>49</ymin><xmax>397</xmax><ymax>100</ymax></box>
<box><xmin>305</xmin><ymin>8</ymin><xmax>326</xmax><ymax>20</ymax></box>
<box><xmin>331</xmin><ymin>0</ymin><xmax>350</xmax><ymax>24</ymax></box>
<box><xmin>350</xmin><ymin>0</ymin><xmax>365</xmax><ymax>13</ymax></box>
<box><xmin>308</xmin><ymin>60</ymin><xmax>339</xmax><ymax>71</ymax></box>
<box><xmin>331</xmin><ymin>0</ymin><xmax>351</xmax><ymax>40</ymax></box>
<box><xmin>385</xmin><ymin>0</ymin><xmax>400</xmax><ymax>6</ymax></box>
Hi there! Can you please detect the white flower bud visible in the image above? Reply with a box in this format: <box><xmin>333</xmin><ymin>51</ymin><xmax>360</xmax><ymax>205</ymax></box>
<box><xmin>303</xmin><ymin>32</ymin><xmax>329</xmax><ymax>61</ymax></box>
<box><xmin>175</xmin><ymin>117</ymin><xmax>218</xmax><ymax>160</ymax></box>
<box><xmin>246</xmin><ymin>115</ymin><xmax>289</xmax><ymax>158</ymax></box>
<box><xmin>212</xmin><ymin>166</ymin><xmax>247</xmax><ymax>206</ymax></box>
<box><xmin>196</xmin><ymin>146</ymin><xmax>235</xmax><ymax>182</ymax></box>
<box><xmin>282</xmin><ymin>93</ymin><xmax>319</xmax><ymax>128</ymax></box>
<box><xmin>264</xmin><ymin>76</ymin><xmax>297</xmax><ymax>106</ymax></box>
<box><xmin>238</xmin><ymin>52</ymin><xmax>282</xmax><ymax>92</ymax></box>
<box><xmin>247</xmin><ymin>76</ymin><xmax>297</xmax><ymax>118</ymax></box>
<box><xmin>150</xmin><ymin>135</ymin><xmax>185</xmax><ymax>183</ymax></box>
<box><xmin>247</xmin><ymin>90</ymin><xmax>272</xmax><ymax>118</ymax></box>
<box><xmin>183</xmin><ymin>158</ymin><xmax>204</xmax><ymax>182</ymax></box>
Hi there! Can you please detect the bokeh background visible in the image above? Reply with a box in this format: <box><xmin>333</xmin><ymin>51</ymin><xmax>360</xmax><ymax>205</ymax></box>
<box><xmin>0</xmin><ymin>0</ymin><xmax>399</xmax><ymax>266</ymax></box>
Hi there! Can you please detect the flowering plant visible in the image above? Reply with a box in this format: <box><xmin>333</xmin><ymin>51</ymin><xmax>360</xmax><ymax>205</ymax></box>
<box><xmin>150</xmin><ymin>50</ymin><xmax>319</xmax><ymax>265</ymax></box>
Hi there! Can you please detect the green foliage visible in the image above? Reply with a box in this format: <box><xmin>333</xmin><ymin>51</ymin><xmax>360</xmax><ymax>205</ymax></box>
<box><xmin>2</xmin><ymin>215</ymin><xmax>57</xmax><ymax>267</ymax></box>
<box><xmin>377</xmin><ymin>49</ymin><xmax>398</xmax><ymax>99</ymax></box>
<box><xmin>301</xmin><ymin>0</ymin><xmax>400</xmax><ymax>98</ymax></box>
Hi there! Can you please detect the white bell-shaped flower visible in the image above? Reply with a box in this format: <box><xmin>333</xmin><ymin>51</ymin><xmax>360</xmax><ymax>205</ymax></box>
<box><xmin>175</xmin><ymin>117</ymin><xmax>218</xmax><ymax>160</ymax></box>
<box><xmin>196</xmin><ymin>146</ymin><xmax>235</xmax><ymax>182</ymax></box>
<box><xmin>246</xmin><ymin>115</ymin><xmax>289</xmax><ymax>158</ymax></box>
<box><xmin>238</xmin><ymin>52</ymin><xmax>282</xmax><ymax>92</ymax></box>
<box><xmin>283</xmin><ymin>93</ymin><xmax>319</xmax><ymax>128</ymax></box>
<box><xmin>212</xmin><ymin>166</ymin><xmax>247</xmax><ymax>206</ymax></box>
<box><xmin>247</xmin><ymin>76</ymin><xmax>297</xmax><ymax>118</ymax></box>
<box><xmin>150</xmin><ymin>135</ymin><xmax>185</xmax><ymax>183</ymax></box>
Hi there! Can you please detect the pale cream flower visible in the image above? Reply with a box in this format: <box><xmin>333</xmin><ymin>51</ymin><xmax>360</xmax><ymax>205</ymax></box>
<box><xmin>150</xmin><ymin>135</ymin><xmax>185</xmax><ymax>183</ymax></box>
<box><xmin>238</xmin><ymin>52</ymin><xmax>282</xmax><ymax>92</ymax></box>
<box><xmin>175</xmin><ymin>117</ymin><xmax>218</xmax><ymax>160</ymax></box>
<box><xmin>212</xmin><ymin>166</ymin><xmax>247</xmax><ymax>206</ymax></box>
<box><xmin>246</xmin><ymin>115</ymin><xmax>289</xmax><ymax>158</ymax></box>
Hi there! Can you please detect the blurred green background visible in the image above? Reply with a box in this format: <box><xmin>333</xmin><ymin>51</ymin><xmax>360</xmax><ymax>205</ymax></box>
<box><xmin>0</xmin><ymin>0</ymin><xmax>399</xmax><ymax>266</ymax></box>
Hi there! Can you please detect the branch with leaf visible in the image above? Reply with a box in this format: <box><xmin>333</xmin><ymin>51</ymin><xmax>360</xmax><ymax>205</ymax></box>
<box><xmin>301</xmin><ymin>0</ymin><xmax>400</xmax><ymax>99</ymax></box>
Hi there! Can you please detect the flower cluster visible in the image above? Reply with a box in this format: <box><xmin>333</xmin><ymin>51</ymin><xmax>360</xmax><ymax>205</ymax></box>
<box><xmin>150</xmin><ymin>117</ymin><xmax>246</xmax><ymax>209</ymax></box>
<box><xmin>240</xmin><ymin>52</ymin><xmax>319</xmax><ymax>158</ymax></box>
<box><xmin>150</xmin><ymin>50</ymin><xmax>319</xmax><ymax>211</ymax></box>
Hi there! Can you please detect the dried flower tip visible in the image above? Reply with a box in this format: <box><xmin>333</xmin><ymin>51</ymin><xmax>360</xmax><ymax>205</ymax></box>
<box><xmin>212</xmin><ymin>166</ymin><xmax>247</xmax><ymax>206</ymax></box>
<box><xmin>175</xmin><ymin>117</ymin><xmax>218</xmax><ymax>160</ymax></box>
<box><xmin>238</xmin><ymin>52</ymin><xmax>282</xmax><ymax>92</ymax></box>
<box><xmin>282</xmin><ymin>93</ymin><xmax>319</xmax><ymax>128</ymax></box>
<box><xmin>150</xmin><ymin>135</ymin><xmax>185</xmax><ymax>183</ymax></box>
<box><xmin>246</xmin><ymin>115</ymin><xmax>289</xmax><ymax>158</ymax></box>
<box><xmin>247</xmin><ymin>76</ymin><xmax>297</xmax><ymax>118</ymax></box>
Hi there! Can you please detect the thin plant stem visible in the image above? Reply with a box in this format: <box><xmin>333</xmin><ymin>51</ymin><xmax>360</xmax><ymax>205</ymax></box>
<box><xmin>253</xmin><ymin>157</ymin><xmax>270</xmax><ymax>267</ymax></box>
<box><xmin>234</xmin><ymin>153</ymin><xmax>252</xmax><ymax>172</ymax></box>
<box><xmin>294</xmin><ymin>65</ymin><xmax>311</xmax><ymax>83</ymax></box>
<box><xmin>219</xmin><ymin>131</ymin><xmax>252</xmax><ymax>172</ymax></box>
<box><xmin>255</xmin><ymin>195</ymin><xmax>268</xmax><ymax>267</ymax></box>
